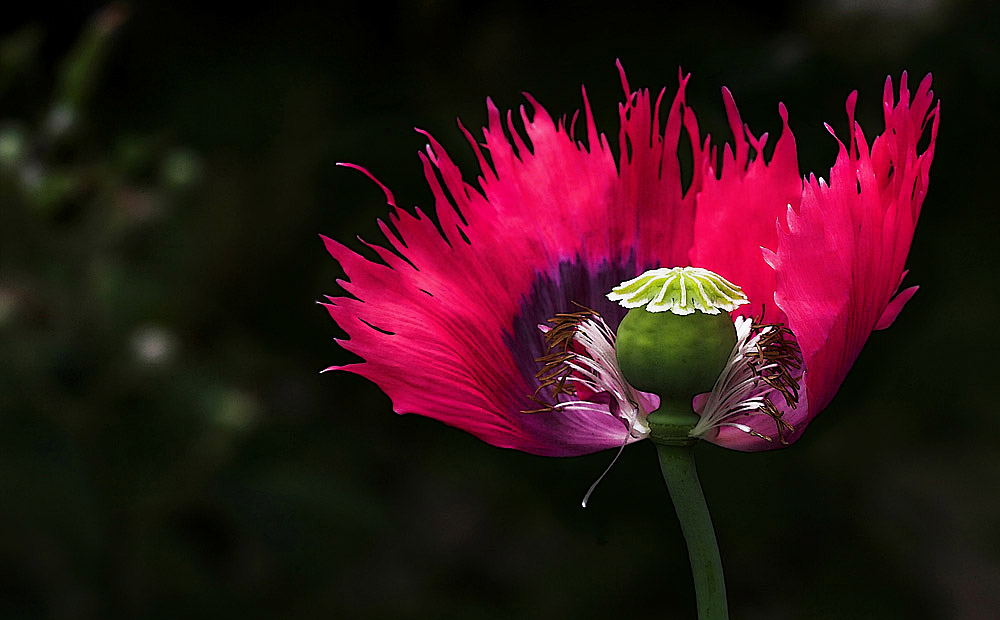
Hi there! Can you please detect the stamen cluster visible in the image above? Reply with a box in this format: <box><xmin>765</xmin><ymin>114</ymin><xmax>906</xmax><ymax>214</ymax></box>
<box><xmin>690</xmin><ymin>313</ymin><xmax>803</xmax><ymax>444</ymax></box>
<box><xmin>526</xmin><ymin>308</ymin><xmax>652</xmax><ymax>438</ymax></box>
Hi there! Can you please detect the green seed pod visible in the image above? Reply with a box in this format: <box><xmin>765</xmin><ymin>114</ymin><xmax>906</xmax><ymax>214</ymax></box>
<box><xmin>615</xmin><ymin>308</ymin><xmax>736</xmax><ymax>400</ymax></box>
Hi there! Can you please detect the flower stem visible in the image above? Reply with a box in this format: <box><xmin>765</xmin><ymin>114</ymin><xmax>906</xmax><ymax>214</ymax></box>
<box><xmin>654</xmin><ymin>440</ymin><xmax>729</xmax><ymax>620</ymax></box>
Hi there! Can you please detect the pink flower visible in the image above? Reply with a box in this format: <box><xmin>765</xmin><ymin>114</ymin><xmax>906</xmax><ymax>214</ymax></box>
<box><xmin>321</xmin><ymin>64</ymin><xmax>938</xmax><ymax>455</ymax></box>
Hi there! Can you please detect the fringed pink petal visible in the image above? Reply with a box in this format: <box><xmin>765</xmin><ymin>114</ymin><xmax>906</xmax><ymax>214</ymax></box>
<box><xmin>691</xmin><ymin>90</ymin><xmax>802</xmax><ymax>324</ymax></box>
<box><xmin>322</xmin><ymin>214</ymin><xmax>630</xmax><ymax>457</ymax></box>
<box><xmin>615</xmin><ymin>62</ymin><xmax>707</xmax><ymax>269</ymax></box>
<box><xmin>771</xmin><ymin>73</ymin><xmax>939</xmax><ymax>420</ymax></box>
<box><xmin>323</xmin><ymin>69</ymin><xmax>702</xmax><ymax>456</ymax></box>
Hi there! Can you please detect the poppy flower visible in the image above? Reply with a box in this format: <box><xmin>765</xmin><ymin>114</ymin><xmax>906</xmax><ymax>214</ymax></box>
<box><xmin>321</xmin><ymin>64</ymin><xmax>938</xmax><ymax>456</ymax></box>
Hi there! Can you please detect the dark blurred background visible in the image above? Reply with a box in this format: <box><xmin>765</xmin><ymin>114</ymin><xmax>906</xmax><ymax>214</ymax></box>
<box><xmin>2</xmin><ymin>1</ymin><xmax>997</xmax><ymax>619</ymax></box>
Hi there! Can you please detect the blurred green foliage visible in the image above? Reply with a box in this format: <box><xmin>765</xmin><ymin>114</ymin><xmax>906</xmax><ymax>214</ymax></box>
<box><xmin>2</xmin><ymin>2</ymin><xmax>999</xmax><ymax>619</ymax></box>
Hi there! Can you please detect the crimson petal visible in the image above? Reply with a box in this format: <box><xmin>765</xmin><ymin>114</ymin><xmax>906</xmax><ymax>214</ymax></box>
<box><xmin>770</xmin><ymin>73</ymin><xmax>939</xmax><ymax>435</ymax></box>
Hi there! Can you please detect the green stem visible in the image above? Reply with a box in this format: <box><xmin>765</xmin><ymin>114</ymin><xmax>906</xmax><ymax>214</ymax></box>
<box><xmin>654</xmin><ymin>440</ymin><xmax>729</xmax><ymax>620</ymax></box>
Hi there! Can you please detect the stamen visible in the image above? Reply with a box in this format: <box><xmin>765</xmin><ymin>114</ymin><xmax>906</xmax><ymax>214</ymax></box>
<box><xmin>581</xmin><ymin>432</ymin><xmax>629</xmax><ymax>508</ymax></box>
<box><xmin>690</xmin><ymin>310</ymin><xmax>803</xmax><ymax>444</ymax></box>
<box><xmin>757</xmin><ymin>397</ymin><xmax>796</xmax><ymax>444</ymax></box>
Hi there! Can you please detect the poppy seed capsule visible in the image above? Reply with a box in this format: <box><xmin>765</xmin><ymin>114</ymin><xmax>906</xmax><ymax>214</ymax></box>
<box><xmin>607</xmin><ymin>267</ymin><xmax>749</xmax><ymax>444</ymax></box>
<box><xmin>615</xmin><ymin>308</ymin><xmax>736</xmax><ymax>403</ymax></box>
